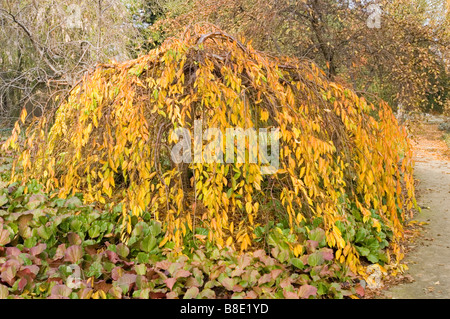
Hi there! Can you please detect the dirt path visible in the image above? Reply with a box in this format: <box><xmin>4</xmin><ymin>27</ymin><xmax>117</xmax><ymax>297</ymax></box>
<box><xmin>382</xmin><ymin>123</ymin><xmax>450</xmax><ymax>299</ymax></box>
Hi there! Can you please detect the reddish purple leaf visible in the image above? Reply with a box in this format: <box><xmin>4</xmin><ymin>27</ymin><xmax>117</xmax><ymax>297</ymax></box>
<box><xmin>319</xmin><ymin>265</ymin><xmax>333</xmax><ymax>277</ymax></box>
<box><xmin>32</xmin><ymin>256</ymin><xmax>42</xmax><ymax>266</ymax></box>
<box><xmin>320</xmin><ymin>248</ymin><xmax>334</xmax><ymax>261</ymax></box>
<box><xmin>4</xmin><ymin>258</ymin><xmax>21</xmax><ymax>268</ymax></box>
<box><xmin>18</xmin><ymin>265</ymin><xmax>39</xmax><ymax>278</ymax></box>
<box><xmin>26</xmin><ymin>194</ymin><xmax>46</xmax><ymax>209</ymax></box>
<box><xmin>237</xmin><ymin>255</ymin><xmax>252</xmax><ymax>269</ymax></box>
<box><xmin>79</xmin><ymin>288</ymin><xmax>93</xmax><ymax>299</ymax></box>
<box><xmin>283</xmin><ymin>289</ymin><xmax>299</xmax><ymax>299</ymax></box>
<box><xmin>185</xmin><ymin>276</ymin><xmax>201</xmax><ymax>288</ymax></box>
<box><xmin>0</xmin><ymin>228</ymin><xmax>10</xmax><ymax>246</ymax></box>
<box><xmin>270</xmin><ymin>269</ymin><xmax>283</xmax><ymax>280</ymax></box>
<box><xmin>260</xmin><ymin>254</ymin><xmax>276</xmax><ymax>266</ymax></box>
<box><xmin>164</xmin><ymin>278</ymin><xmax>177</xmax><ymax>291</ymax></box>
<box><xmin>65</xmin><ymin>245</ymin><xmax>83</xmax><ymax>263</ymax></box>
<box><xmin>230</xmin><ymin>268</ymin><xmax>244</xmax><ymax>277</ymax></box>
<box><xmin>84</xmin><ymin>245</ymin><xmax>97</xmax><ymax>256</ymax></box>
<box><xmin>47</xmin><ymin>277</ymin><xmax>63</xmax><ymax>284</ymax></box>
<box><xmin>258</xmin><ymin>273</ymin><xmax>272</xmax><ymax>285</ymax></box>
<box><xmin>106</xmin><ymin>250</ymin><xmax>120</xmax><ymax>263</ymax></box>
<box><xmin>245</xmin><ymin>290</ymin><xmax>258</xmax><ymax>299</ymax></box>
<box><xmin>253</xmin><ymin>250</ymin><xmax>266</xmax><ymax>259</ymax></box>
<box><xmin>111</xmin><ymin>267</ymin><xmax>124</xmax><ymax>281</ymax></box>
<box><xmin>50</xmin><ymin>284</ymin><xmax>72</xmax><ymax>299</ymax></box>
<box><xmin>355</xmin><ymin>284</ymin><xmax>365</xmax><ymax>297</ymax></box>
<box><xmin>45</xmin><ymin>267</ymin><xmax>59</xmax><ymax>279</ymax></box>
<box><xmin>155</xmin><ymin>260</ymin><xmax>171</xmax><ymax>270</ymax></box>
<box><xmin>121</xmin><ymin>259</ymin><xmax>134</xmax><ymax>267</ymax></box>
<box><xmin>6</xmin><ymin>247</ymin><xmax>21</xmax><ymax>257</ymax></box>
<box><xmin>306</xmin><ymin>240</ymin><xmax>319</xmax><ymax>252</ymax></box>
<box><xmin>17</xmin><ymin>277</ymin><xmax>27</xmax><ymax>291</ymax></box>
<box><xmin>298</xmin><ymin>284</ymin><xmax>317</xmax><ymax>299</ymax></box>
<box><xmin>0</xmin><ymin>265</ymin><xmax>17</xmax><ymax>286</ymax></box>
<box><xmin>168</xmin><ymin>262</ymin><xmax>183</xmax><ymax>276</ymax></box>
<box><xmin>220</xmin><ymin>277</ymin><xmax>235</xmax><ymax>291</ymax></box>
<box><xmin>54</xmin><ymin>244</ymin><xmax>66</xmax><ymax>260</ymax></box>
<box><xmin>279</xmin><ymin>277</ymin><xmax>292</xmax><ymax>289</ymax></box>
<box><xmin>67</xmin><ymin>232</ymin><xmax>82</xmax><ymax>245</ymax></box>
<box><xmin>232</xmin><ymin>284</ymin><xmax>244</xmax><ymax>293</ymax></box>
<box><xmin>209</xmin><ymin>266</ymin><xmax>225</xmax><ymax>281</ymax></box>
<box><xmin>300</xmin><ymin>255</ymin><xmax>309</xmax><ymax>265</ymax></box>
<box><xmin>174</xmin><ymin>269</ymin><xmax>191</xmax><ymax>279</ymax></box>
<box><xmin>30</xmin><ymin>243</ymin><xmax>47</xmax><ymax>256</ymax></box>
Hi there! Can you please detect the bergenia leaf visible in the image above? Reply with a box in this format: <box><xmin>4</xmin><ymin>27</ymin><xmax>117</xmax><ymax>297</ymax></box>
<box><xmin>298</xmin><ymin>284</ymin><xmax>317</xmax><ymax>299</ymax></box>
<box><xmin>65</xmin><ymin>245</ymin><xmax>83</xmax><ymax>264</ymax></box>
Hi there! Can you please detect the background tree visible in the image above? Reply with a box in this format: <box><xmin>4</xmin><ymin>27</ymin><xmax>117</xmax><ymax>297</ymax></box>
<box><xmin>150</xmin><ymin>0</ymin><xmax>449</xmax><ymax>112</ymax></box>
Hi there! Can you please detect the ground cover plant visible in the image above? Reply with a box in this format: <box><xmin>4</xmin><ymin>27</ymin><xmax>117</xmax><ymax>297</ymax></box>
<box><xmin>0</xmin><ymin>180</ymin><xmax>364</xmax><ymax>299</ymax></box>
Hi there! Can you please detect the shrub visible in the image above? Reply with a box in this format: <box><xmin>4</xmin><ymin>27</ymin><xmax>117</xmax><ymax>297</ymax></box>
<box><xmin>2</xmin><ymin>25</ymin><xmax>417</xmax><ymax>276</ymax></box>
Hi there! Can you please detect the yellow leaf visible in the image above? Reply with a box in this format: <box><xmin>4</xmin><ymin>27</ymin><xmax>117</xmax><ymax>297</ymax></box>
<box><xmin>260</xmin><ymin>109</ymin><xmax>269</xmax><ymax>122</ymax></box>
<box><xmin>245</xmin><ymin>202</ymin><xmax>252</xmax><ymax>215</ymax></box>
<box><xmin>20</xmin><ymin>108</ymin><xmax>27</xmax><ymax>123</ymax></box>
<box><xmin>159</xmin><ymin>237</ymin><xmax>169</xmax><ymax>247</ymax></box>
<box><xmin>336</xmin><ymin>248</ymin><xmax>342</xmax><ymax>260</ymax></box>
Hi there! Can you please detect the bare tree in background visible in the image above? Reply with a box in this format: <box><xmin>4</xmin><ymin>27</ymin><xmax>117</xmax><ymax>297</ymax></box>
<box><xmin>0</xmin><ymin>0</ymin><xmax>145</xmax><ymax>126</ymax></box>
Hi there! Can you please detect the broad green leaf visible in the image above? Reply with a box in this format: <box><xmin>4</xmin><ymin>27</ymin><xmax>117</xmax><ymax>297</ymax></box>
<box><xmin>307</xmin><ymin>252</ymin><xmax>324</xmax><ymax>267</ymax></box>
<box><xmin>308</xmin><ymin>228</ymin><xmax>325</xmax><ymax>243</ymax></box>
<box><xmin>0</xmin><ymin>195</ymin><xmax>8</xmax><ymax>207</ymax></box>
<box><xmin>140</xmin><ymin>235</ymin><xmax>157</xmax><ymax>253</ymax></box>
<box><xmin>355</xmin><ymin>246</ymin><xmax>370</xmax><ymax>257</ymax></box>
<box><xmin>116</xmin><ymin>243</ymin><xmax>129</xmax><ymax>258</ymax></box>
<box><xmin>290</xmin><ymin>258</ymin><xmax>305</xmax><ymax>270</ymax></box>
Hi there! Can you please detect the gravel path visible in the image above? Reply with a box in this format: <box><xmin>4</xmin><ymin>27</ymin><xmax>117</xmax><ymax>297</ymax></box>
<box><xmin>383</xmin><ymin>123</ymin><xmax>450</xmax><ymax>299</ymax></box>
